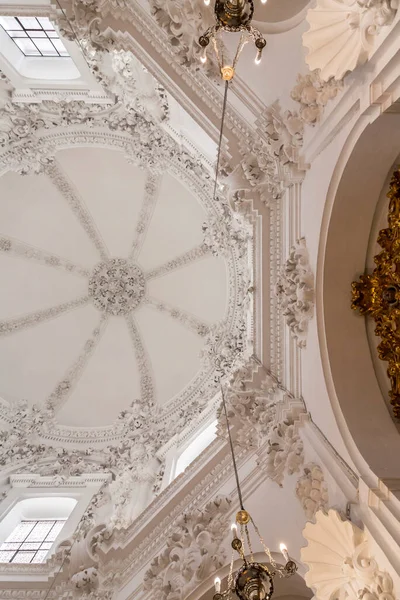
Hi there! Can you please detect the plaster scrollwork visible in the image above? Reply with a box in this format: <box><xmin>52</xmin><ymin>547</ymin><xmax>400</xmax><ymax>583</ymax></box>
<box><xmin>217</xmin><ymin>360</ymin><xmax>306</xmax><ymax>486</ymax></box>
<box><xmin>143</xmin><ymin>496</ymin><xmax>231</xmax><ymax>600</ymax></box>
<box><xmin>303</xmin><ymin>0</ymin><xmax>399</xmax><ymax>81</ymax></box>
<box><xmin>241</xmin><ymin>103</ymin><xmax>305</xmax><ymax>204</ymax></box>
<box><xmin>301</xmin><ymin>509</ymin><xmax>397</xmax><ymax>600</ymax></box>
<box><xmin>276</xmin><ymin>238</ymin><xmax>314</xmax><ymax>348</ymax></box>
<box><xmin>262</xmin><ymin>411</ymin><xmax>304</xmax><ymax>486</ymax></box>
<box><xmin>148</xmin><ymin>0</ymin><xmax>214</xmax><ymax>73</ymax></box>
<box><xmin>291</xmin><ymin>71</ymin><xmax>344</xmax><ymax>125</ymax></box>
<box><xmin>296</xmin><ymin>463</ymin><xmax>329</xmax><ymax>519</ymax></box>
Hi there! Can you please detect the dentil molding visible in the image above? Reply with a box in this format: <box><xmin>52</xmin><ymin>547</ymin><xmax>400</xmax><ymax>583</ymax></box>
<box><xmin>301</xmin><ymin>509</ymin><xmax>397</xmax><ymax>600</ymax></box>
<box><xmin>303</xmin><ymin>0</ymin><xmax>399</xmax><ymax>81</ymax></box>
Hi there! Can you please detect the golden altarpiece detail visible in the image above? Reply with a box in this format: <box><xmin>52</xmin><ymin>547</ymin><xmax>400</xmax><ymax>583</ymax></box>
<box><xmin>352</xmin><ymin>169</ymin><xmax>400</xmax><ymax>419</ymax></box>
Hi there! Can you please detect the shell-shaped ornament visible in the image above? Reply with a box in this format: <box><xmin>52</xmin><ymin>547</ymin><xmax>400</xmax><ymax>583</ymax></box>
<box><xmin>302</xmin><ymin>0</ymin><xmax>398</xmax><ymax>81</ymax></box>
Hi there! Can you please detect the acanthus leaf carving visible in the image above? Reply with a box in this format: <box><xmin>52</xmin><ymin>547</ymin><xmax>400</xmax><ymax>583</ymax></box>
<box><xmin>240</xmin><ymin>103</ymin><xmax>305</xmax><ymax>205</ymax></box>
<box><xmin>291</xmin><ymin>71</ymin><xmax>343</xmax><ymax>125</ymax></box>
<box><xmin>296</xmin><ymin>463</ymin><xmax>329</xmax><ymax>519</ymax></box>
<box><xmin>276</xmin><ymin>238</ymin><xmax>314</xmax><ymax>348</ymax></box>
<box><xmin>301</xmin><ymin>509</ymin><xmax>397</xmax><ymax>600</ymax></box>
<box><xmin>303</xmin><ymin>0</ymin><xmax>399</xmax><ymax>81</ymax></box>
<box><xmin>217</xmin><ymin>360</ymin><xmax>306</xmax><ymax>486</ymax></box>
<box><xmin>143</xmin><ymin>496</ymin><xmax>231</xmax><ymax>600</ymax></box>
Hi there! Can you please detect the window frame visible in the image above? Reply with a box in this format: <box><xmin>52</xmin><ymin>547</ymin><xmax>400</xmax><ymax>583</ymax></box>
<box><xmin>0</xmin><ymin>16</ymin><xmax>69</xmax><ymax>58</ymax></box>
<box><xmin>0</xmin><ymin>518</ymin><xmax>67</xmax><ymax>564</ymax></box>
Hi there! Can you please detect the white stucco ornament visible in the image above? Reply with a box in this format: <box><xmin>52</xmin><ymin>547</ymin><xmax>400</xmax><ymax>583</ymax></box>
<box><xmin>301</xmin><ymin>509</ymin><xmax>396</xmax><ymax>600</ymax></box>
<box><xmin>276</xmin><ymin>238</ymin><xmax>314</xmax><ymax>348</ymax></box>
<box><xmin>303</xmin><ymin>0</ymin><xmax>399</xmax><ymax>81</ymax></box>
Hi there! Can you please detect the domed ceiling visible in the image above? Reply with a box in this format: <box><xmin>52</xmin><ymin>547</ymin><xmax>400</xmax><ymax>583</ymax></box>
<box><xmin>0</xmin><ymin>129</ymin><xmax>252</xmax><ymax>447</ymax></box>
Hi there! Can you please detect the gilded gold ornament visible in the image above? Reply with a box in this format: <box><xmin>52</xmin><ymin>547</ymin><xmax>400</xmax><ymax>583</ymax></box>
<box><xmin>236</xmin><ymin>509</ymin><xmax>251</xmax><ymax>524</ymax></box>
<box><xmin>352</xmin><ymin>169</ymin><xmax>400</xmax><ymax>419</ymax></box>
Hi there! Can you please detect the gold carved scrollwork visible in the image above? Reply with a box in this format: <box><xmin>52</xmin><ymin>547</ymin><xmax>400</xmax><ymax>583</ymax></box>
<box><xmin>352</xmin><ymin>169</ymin><xmax>400</xmax><ymax>419</ymax></box>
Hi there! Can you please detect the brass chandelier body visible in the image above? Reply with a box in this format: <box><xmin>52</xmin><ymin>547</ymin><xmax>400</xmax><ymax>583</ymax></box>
<box><xmin>199</xmin><ymin>0</ymin><xmax>267</xmax><ymax>79</ymax></box>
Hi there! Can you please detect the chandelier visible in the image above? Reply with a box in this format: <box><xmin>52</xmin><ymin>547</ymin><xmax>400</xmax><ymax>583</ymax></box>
<box><xmin>214</xmin><ymin>387</ymin><xmax>298</xmax><ymax>600</ymax></box>
<box><xmin>199</xmin><ymin>0</ymin><xmax>267</xmax><ymax>80</ymax></box>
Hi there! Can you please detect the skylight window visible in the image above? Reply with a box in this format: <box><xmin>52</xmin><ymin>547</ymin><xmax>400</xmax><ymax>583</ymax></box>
<box><xmin>0</xmin><ymin>519</ymin><xmax>66</xmax><ymax>564</ymax></box>
<box><xmin>0</xmin><ymin>16</ymin><xmax>69</xmax><ymax>57</ymax></box>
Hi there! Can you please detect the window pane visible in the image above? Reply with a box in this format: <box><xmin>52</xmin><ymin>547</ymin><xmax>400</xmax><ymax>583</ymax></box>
<box><xmin>46</xmin><ymin>520</ymin><xmax>65</xmax><ymax>542</ymax></box>
<box><xmin>31</xmin><ymin>550</ymin><xmax>48</xmax><ymax>564</ymax></box>
<box><xmin>51</xmin><ymin>38</ymin><xmax>68</xmax><ymax>56</ymax></box>
<box><xmin>14</xmin><ymin>38</ymin><xmax>40</xmax><ymax>55</ymax></box>
<box><xmin>37</xmin><ymin>17</ymin><xmax>55</xmax><ymax>30</ymax></box>
<box><xmin>20</xmin><ymin>542</ymin><xmax>41</xmax><ymax>550</ymax></box>
<box><xmin>12</xmin><ymin>552</ymin><xmax>35</xmax><ymax>563</ymax></box>
<box><xmin>18</xmin><ymin>17</ymin><xmax>40</xmax><ymax>29</ymax></box>
<box><xmin>1</xmin><ymin>543</ymin><xmax>20</xmax><ymax>551</ymax></box>
<box><xmin>5</xmin><ymin>521</ymin><xmax>35</xmax><ymax>543</ymax></box>
<box><xmin>0</xmin><ymin>16</ymin><xmax>21</xmax><ymax>30</ymax></box>
<box><xmin>9</xmin><ymin>31</ymin><xmax>28</xmax><ymax>38</ymax></box>
<box><xmin>27</xmin><ymin>30</ymin><xmax>46</xmax><ymax>37</ymax></box>
<box><xmin>40</xmin><ymin>542</ymin><xmax>52</xmax><ymax>550</ymax></box>
<box><xmin>26</xmin><ymin>521</ymin><xmax>54</xmax><ymax>542</ymax></box>
<box><xmin>33</xmin><ymin>38</ymin><xmax>57</xmax><ymax>55</ymax></box>
<box><xmin>0</xmin><ymin>551</ymin><xmax>15</xmax><ymax>563</ymax></box>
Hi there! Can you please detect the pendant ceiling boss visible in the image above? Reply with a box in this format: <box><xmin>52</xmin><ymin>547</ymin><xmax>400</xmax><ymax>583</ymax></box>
<box><xmin>199</xmin><ymin>0</ymin><xmax>267</xmax><ymax>80</ymax></box>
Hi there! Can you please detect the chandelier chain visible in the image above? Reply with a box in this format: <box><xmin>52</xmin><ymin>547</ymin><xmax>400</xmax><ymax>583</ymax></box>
<box><xmin>221</xmin><ymin>385</ymin><xmax>245</xmax><ymax>510</ymax></box>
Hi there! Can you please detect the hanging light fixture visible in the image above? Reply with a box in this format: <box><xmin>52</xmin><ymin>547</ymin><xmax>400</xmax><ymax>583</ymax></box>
<box><xmin>214</xmin><ymin>387</ymin><xmax>298</xmax><ymax>600</ymax></box>
<box><xmin>199</xmin><ymin>0</ymin><xmax>267</xmax><ymax>80</ymax></box>
<box><xmin>199</xmin><ymin>1</ymin><xmax>267</xmax><ymax>204</ymax></box>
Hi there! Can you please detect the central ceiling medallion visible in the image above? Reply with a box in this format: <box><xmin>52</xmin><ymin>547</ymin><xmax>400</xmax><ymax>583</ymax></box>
<box><xmin>88</xmin><ymin>258</ymin><xmax>146</xmax><ymax>316</ymax></box>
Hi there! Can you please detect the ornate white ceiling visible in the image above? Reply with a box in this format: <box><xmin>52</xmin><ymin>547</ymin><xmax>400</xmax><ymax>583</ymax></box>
<box><xmin>0</xmin><ymin>44</ymin><xmax>254</xmax><ymax>451</ymax></box>
<box><xmin>0</xmin><ymin>139</ymin><xmax>252</xmax><ymax>446</ymax></box>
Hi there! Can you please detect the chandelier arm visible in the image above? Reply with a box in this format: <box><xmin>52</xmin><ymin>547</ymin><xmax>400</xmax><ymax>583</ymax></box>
<box><xmin>213</xmin><ymin>79</ymin><xmax>230</xmax><ymax>202</ymax></box>
<box><xmin>221</xmin><ymin>385</ymin><xmax>245</xmax><ymax>510</ymax></box>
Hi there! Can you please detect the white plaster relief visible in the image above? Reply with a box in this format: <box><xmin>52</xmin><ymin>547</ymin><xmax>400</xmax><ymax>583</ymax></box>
<box><xmin>0</xmin><ymin>296</ymin><xmax>89</xmax><ymax>337</ymax></box>
<box><xmin>0</xmin><ymin>235</ymin><xmax>90</xmax><ymax>278</ymax></box>
<box><xmin>295</xmin><ymin>463</ymin><xmax>329</xmax><ymax>519</ymax></box>
<box><xmin>291</xmin><ymin>71</ymin><xmax>343</xmax><ymax>125</ymax></box>
<box><xmin>47</xmin><ymin>162</ymin><xmax>110</xmax><ymax>261</ymax></box>
<box><xmin>276</xmin><ymin>238</ymin><xmax>314</xmax><ymax>348</ymax></box>
<box><xmin>45</xmin><ymin>315</ymin><xmax>109</xmax><ymax>413</ymax></box>
<box><xmin>143</xmin><ymin>496</ymin><xmax>231</xmax><ymax>600</ymax></box>
<box><xmin>302</xmin><ymin>509</ymin><xmax>397</xmax><ymax>600</ymax></box>
<box><xmin>129</xmin><ymin>173</ymin><xmax>161</xmax><ymax>260</ymax></box>
<box><xmin>145</xmin><ymin>296</ymin><xmax>211</xmax><ymax>337</ymax></box>
<box><xmin>217</xmin><ymin>361</ymin><xmax>306</xmax><ymax>486</ymax></box>
<box><xmin>125</xmin><ymin>314</ymin><xmax>155</xmax><ymax>408</ymax></box>
<box><xmin>303</xmin><ymin>0</ymin><xmax>399</xmax><ymax>81</ymax></box>
<box><xmin>144</xmin><ymin>244</ymin><xmax>210</xmax><ymax>280</ymax></box>
<box><xmin>240</xmin><ymin>102</ymin><xmax>305</xmax><ymax>205</ymax></box>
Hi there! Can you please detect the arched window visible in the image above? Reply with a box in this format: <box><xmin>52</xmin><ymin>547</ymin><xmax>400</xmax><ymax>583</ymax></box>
<box><xmin>174</xmin><ymin>420</ymin><xmax>218</xmax><ymax>479</ymax></box>
<box><xmin>0</xmin><ymin>497</ymin><xmax>77</xmax><ymax>564</ymax></box>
